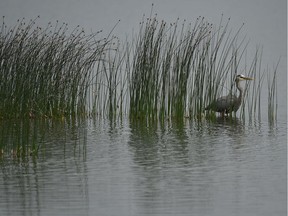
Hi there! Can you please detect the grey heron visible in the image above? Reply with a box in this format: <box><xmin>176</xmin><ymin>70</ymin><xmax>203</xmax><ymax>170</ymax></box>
<box><xmin>205</xmin><ymin>74</ymin><xmax>254</xmax><ymax>116</ymax></box>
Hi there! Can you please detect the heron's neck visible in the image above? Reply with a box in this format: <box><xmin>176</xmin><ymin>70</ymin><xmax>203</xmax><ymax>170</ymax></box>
<box><xmin>236</xmin><ymin>80</ymin><xmax>244</xmax><ymax>101</ymax></box>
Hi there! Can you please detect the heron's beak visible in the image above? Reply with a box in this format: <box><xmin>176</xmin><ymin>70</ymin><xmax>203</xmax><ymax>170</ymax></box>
<box><xmin>243</xmin><ymin>76</ymin><xmax>254</xmax><ymax>80</ymax></box>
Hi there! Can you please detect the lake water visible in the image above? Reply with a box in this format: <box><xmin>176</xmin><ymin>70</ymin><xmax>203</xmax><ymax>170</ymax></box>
<box><xmin>0</xmin><ymin>115</ymin><xmax>286</xmax><ymax>216</ymax></box>
<box><xmin>0</xmin><ymin>0</ymin><xmax>286</xmax><ymax>215</ymax></box>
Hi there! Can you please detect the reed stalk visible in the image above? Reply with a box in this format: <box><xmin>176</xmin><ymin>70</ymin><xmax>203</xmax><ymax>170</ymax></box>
<box><xmin>0</xmin><ymin>17</ymin><xmax>111</xmax><ymax>119</ymax></box>
<box><xmin>0</xmin><ymin>15</ymin><xmax>278</xmax><ymax>123</ymax></box>
<box><xmin>267</xmin><ymin>62</ymin><xmax>279</xmax><ymax>123</ymax></box>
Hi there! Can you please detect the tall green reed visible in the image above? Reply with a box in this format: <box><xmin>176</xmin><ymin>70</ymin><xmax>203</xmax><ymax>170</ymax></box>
<box><xmin>128</xmin><ymin>16</ymin><xmax>165</xmax><ymax>120</ymax></box>
<box><xmin>92</xmin><ymin>38</ymin><xmax>127</xmax><ymax>119</ymax></box>
<box><xmin>126</xmin><ymin>14</ymin><xmax>272</xmax><ymax>121</ymax></box>
<box><xmin>0</xmin><ymin>17</ymin><xmax>111</xmax><ymax>119</ymax></box>
<box><xmin>0</xmin><ymin>15</ymin><xmax>278</xmax><ymax>122</ymax></box>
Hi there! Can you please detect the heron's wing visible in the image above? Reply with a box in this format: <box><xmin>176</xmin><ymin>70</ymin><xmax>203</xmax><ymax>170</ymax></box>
<box><xmin>205</xmin><ymin>95</ymin><xmax>238</xmax><ymax>112</ymax></box>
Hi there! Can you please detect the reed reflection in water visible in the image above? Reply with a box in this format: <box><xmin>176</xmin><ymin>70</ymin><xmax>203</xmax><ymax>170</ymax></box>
<box><xmin>0</xmin><ymin>117</ymin><xmax>286</xmax><ymax>216</ymax></box>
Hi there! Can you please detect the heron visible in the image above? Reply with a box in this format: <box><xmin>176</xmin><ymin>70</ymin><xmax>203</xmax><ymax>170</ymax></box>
<box><xmin>205</xmin><ymin>74</ymin><xmax>254</xmax><ymax>116</ymax></box>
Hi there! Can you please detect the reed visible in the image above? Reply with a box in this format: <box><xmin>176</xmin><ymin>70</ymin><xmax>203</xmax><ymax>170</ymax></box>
<box><xmin>0</xmin><ymin>17</ymin><xmax>111</xmax><ymax>119</ymax></box>
<box><xmin>0</xmin><ymin>15</ymin><xmax>278</xmax><ymax>122</ymax></box>
<box><xmin>127</xmin><ymin>14</ymin><xmax>270</xmax><ymax>121</ymax></box>
<box><xmin>128</xmin><ymin>16</ymin><xmax>165</xmax><ymax>120</ymax></box>
<box><xmin>93</xmin><ymin>38</ymin><xmax>127</xmax><ymax>119</ymax></box>
<box><xmin>0</xmin><ymin>15</ymin><xmax>280</xmax><ymax>160</ymax></box>
<box><xmin>127</xmin><ymin>16</ymin><xmax>212</xmax><ymax>120</ymax></box>
<box><xmin>267</xmin><ymin>61</ymin><xmax>279</xmax><ymax>123</ymax></box>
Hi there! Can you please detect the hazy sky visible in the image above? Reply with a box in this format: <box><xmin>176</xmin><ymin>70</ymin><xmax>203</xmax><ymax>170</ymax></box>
<box><xmin>1</xmin><ymin>0</ymin><xmax>286</xmax><ymax>62</ymax></box>
<box><xmin>0</xmin><ymin>0</ymin><xmax>286</xmax><ymax>82</ymax></box>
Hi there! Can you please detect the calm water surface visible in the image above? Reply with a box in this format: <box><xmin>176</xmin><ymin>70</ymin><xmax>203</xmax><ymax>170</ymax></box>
<box><xmin>0</xmin><ymin>116</ymin><xmax>286</xmax><ymax>216</ymax></box>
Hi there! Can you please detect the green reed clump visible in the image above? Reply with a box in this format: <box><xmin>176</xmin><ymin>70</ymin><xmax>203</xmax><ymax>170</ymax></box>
<box><xmin>127</xmin><ymin>16</ymin><xmax>214</xmax><ymax>120</ymax></box>
<box><xmin>126</xmin><ymin>15</ymin><xmax>268</xmax><ymax>121</ymax></box>
<box><xmin>128</xmin><ymin>16</ymin><xmax>165</xmax><ymax>120</ymax></box>
<box><xmin>0</xmin><ymin>15</ymin><xmax>279</xmax><ymax>122</ymax></box>
<box><xmin>170</xmin><ymin>18</ymin><xmax>212</xmax><ymax>119</ymax></box>
<box><xmin>0</xmin><ymin>17</ymin><xmax>110</xmax><ymax>119</ymax></box>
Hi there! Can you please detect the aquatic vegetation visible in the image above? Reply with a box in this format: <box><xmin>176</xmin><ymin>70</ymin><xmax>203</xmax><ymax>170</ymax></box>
<box><xmin>0</xmin><ymin>15</ymin><xmax>278</xmax><ymax>122</ymax></box>
<box><xmin>0</xmin><ymin>16</ymin><xmax>112</xmax><ymax>119</ymax></box>
<box><xmin>267</xmin><ymin>61</ymin><xmax>279</xmax><ymax>123</ymax></box>
<box><xmin>126</xmin><ymin>15</ymin><xmax>278</xmax><ymax>122</ymax></box>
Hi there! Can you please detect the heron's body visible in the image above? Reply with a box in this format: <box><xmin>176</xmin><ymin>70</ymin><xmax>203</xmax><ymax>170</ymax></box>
<box><xmin>205</xmin><ymin>94</ymin><xmax>240</xmax><ymax>114</ymax></box>
<box><xmin>205</xmin><ymin>74</ymin><xmax>253</xmax><ymax>116</ymax></box>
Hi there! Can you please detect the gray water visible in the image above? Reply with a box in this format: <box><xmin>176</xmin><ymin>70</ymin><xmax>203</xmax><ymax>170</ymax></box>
<box><xmin>0</xmin><ymin>0</ymin><xmax>286</xmax><ymax>215</ymax></box>
<box><xmin>0</xmin><ymin>116</ymin><xmax>286</xmax><ymax>216</ymax></box>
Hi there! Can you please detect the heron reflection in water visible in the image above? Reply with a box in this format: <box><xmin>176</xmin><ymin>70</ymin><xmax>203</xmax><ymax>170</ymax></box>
<box><xmin>205</xmin><ymin>74</ymin><xmax>254</xmax><ymax>117</ymax></box>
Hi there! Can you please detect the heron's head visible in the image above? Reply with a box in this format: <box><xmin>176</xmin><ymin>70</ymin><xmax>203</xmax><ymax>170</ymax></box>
<box><xmin>236</xmin><ymin>74</ymin><xmax>254</xmax><ymax>82</ymax></box>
